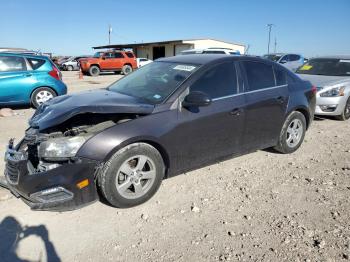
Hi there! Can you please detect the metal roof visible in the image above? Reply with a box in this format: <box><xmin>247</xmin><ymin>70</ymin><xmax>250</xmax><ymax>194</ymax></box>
<box><xmin>93</xmin><ymin>38</ymin><xmax>245</xmax><ymax>50</ymax></box>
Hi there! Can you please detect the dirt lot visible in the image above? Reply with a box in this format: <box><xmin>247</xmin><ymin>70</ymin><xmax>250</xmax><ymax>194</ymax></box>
<box><xmin>0</xmin><ymin>71</ymin><xmax>349</xmax><ymax>262</ymax></box>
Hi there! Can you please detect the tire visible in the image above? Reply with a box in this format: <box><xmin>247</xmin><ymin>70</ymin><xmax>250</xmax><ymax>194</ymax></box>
<box><xmin>67</xmin><ymin>65</ymin><xmax>73</xmax><ymax>71</ymax></box>
<box><xmin>89</xmin><ymin>65</ymin><xmax>100</xmax><ymax>76</ymax></box>
<box><xmin>121</xmin><ymin>65</ymin><xmax>133</xmax><ymax>75</ymax></box>
<box><xmin>274</xmin><ymin>111</ymin><xmax>307</xmax><ymax>154</ymax></box>
<box><xmin>336</xmin><ymin>97</ymin><xmax>350</xmax><ymax>121</ymax></box>
<box><xmin>98</xmin><ymin>143</ymin><xmax>165</xmax><ymax>208</ymax></box>
<box><xmin>31</xmin><ymin>87</ymin><xmax>57</xmax><ymax>108</ymax></box>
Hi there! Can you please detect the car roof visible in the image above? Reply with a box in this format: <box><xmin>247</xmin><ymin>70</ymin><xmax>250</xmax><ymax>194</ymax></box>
<box><xmin>157</xmin><ymin>54</ymin><xmax>265</xmax><ymax>65</ymax></box>
<box><xmin>310</xmin><ymin>55</ymin><xmax>350</xmax><ymax>60</ymax></box>
<box><xmin>0</xmin><ymin>52</ymin><xmax>49</xmax><ymax>60</ymax></box>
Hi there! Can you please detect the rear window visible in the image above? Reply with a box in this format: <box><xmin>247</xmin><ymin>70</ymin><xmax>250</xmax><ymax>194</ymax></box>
<box><xmin>242</xmin><ymin>61</ymin><xmax>275</xmax><ymax>91</ymax></box>
<box><xmin>203</xmin><ymin>50</ymin><xmax>226</xmax><ymax>54</ymax></box>
<box><xmin>27</xmin><ymin>58</ymin><xmax>46</xmax><ymax>70</ymax></box>
<box><xmin>125</xmin><ymin>52</ymin><xmax>135</xmax><ymax>58</ymax></box>
<box><xmin>113</xmin><ymin>53</ymin><xmax>124</xmax><ymax>58</ymax></box>
<box><xmin>0</xmin><ymin>56</ymin><xmax>27</xmax><ymax>72</ymax></box>
<box><xmin>296</xmin><ymin>58</ymin><xmax>350</xmax><ymax>76</ymax></box>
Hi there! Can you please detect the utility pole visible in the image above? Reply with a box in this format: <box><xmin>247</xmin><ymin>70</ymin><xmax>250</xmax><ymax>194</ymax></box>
<box><xmin>108</xmin><ymin>24</ymin><xmax>112</xmax><ymax>45</ymax></box>
<box><xmin>267</xmin><ymin>24</ymin><xmax>274</xmax><ymax>54</ymax></box>
<box><xmin>274</xmin><ymin>37</ymin><xmax>277</xmax><ymax>53</ymax></box>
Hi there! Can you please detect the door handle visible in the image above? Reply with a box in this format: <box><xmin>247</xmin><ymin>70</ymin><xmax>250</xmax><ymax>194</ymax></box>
<box><xmin>275</xmin><ymin>96</ymin><xmax>285</xmax><ymax>104</ymax></box>
<box><xmin>24</xmin><ymin>73</ymin><xmax>32</xmax><ymax>77</ymax></box>
<box><xmin>230</xmin><ymin>108</ymin><xmax>243</xmax><ymax>116</ymax></box>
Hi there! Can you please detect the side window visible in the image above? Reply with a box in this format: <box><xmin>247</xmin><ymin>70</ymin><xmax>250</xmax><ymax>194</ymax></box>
<box><xmin>289</xmin><ymin>55</ymin><xmax>300</xmax><ymax>62</ymax></box>
<box><xmin>190</xmin><ymin>62</ymin><xmax>237</xmax><ymax>99</ymax></box>
<box><xmin>140</xmin><ymin>58</ymin><xmax>147</xmax><ymax>62</ymax></box>
<box><xmin>274</xmin><ymin>66</ymin><xmax>287</xmax><ymax>85</ymax></box>
<box><xmin>242</xmin><ymin>61</ymin><xmax>275</xmax><ymax>91</ymax></box>
<box><xmin>27</xmin><ymin>58</ymin><xmax>45</xmax><ymax>70</ymax></box>
<box><xmin>0</xmin><ymin>56</ymin><xmax>27</xmax><ymax>72</ymax></box>
<box><xmin>104</xmin><ymin>53</ymin><xmax>113</xmax><ymax>59</ymax></box>
<box><xmin>125</xmin><ymin>52</ymin><xmax>134</xmax><ymax>58</ymax></box>
<box><xmin>113</xmin><ymin>53</ymin><xmax>125</xmax><ymax>58</ymax></box>
<box><xmin>280</xmin><ymin>55</ymin><xmax>289</xmax><ymax>62</ymax></box>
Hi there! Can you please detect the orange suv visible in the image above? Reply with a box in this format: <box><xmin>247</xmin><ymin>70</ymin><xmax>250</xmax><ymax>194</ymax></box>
<box><xmin>79</xmin><ymin>51</ymin><xmax>137</xmax><ymax>76</ymax></box>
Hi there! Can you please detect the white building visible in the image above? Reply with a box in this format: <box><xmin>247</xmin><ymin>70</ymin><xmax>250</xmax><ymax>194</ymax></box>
<box><xmin>93</xmin><ymin>38</ymin><xmax>245</xmax><ymax>60</ymax></box>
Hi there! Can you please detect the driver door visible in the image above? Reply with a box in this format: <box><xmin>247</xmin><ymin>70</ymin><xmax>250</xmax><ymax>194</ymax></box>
<box><xmin>172</xmin><ymin>61</ymin><xmax>246</xmax><ymax>171</ymax></box>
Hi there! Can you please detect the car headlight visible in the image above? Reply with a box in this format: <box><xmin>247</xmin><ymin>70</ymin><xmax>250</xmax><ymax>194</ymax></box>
<box><xmin>320</xmin><ymin>86</ymin><xmax>345</xmax><ymax>97</ymax></box>
<box><xmin>38</xmin><ymin>136</ymin><xmax>88</xmax><ymax>160</ymax></box>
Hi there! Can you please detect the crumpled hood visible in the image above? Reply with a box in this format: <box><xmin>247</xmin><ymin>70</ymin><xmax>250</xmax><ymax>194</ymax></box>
<box><xmin>29</xmin><ymin>89</ymin><xmax>155</xmax><ymax>130</ymax></box>
<box><xmin>297</xmin><ymin>74</ymin><xmax>350</xmax><ymax>89</ymax></box>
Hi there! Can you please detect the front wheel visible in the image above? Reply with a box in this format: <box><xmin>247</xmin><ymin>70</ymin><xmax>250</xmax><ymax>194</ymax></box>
<box><xmin>336</xmin><ymin>97</ymin><xmax>350</xmax><ymax>121</ymax></box>
<box><xmin>274</xmin><ymin>111</ymin><xmax>306</xmax><ymax>154</ymax></box>
<box><xmin>98</xmin><ymin>143</ymin><xmax>165</xmax><ymax>208</ymax></box>
<box><xmin>89</xmin><ymin>65</ymin><xmax>100</xmax><ymax>76</ymax></box>
<box><xmin>31</xmin><ymin>87</ymin><xmax>56</xmax><ymax>108</ymax></box>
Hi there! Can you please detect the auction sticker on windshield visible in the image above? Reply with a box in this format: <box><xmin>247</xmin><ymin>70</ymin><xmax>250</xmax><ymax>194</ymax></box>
<box><xmin>173</xmin><ymin>65</ymin><xmax>196</xmax><ymax>71</ymax></box>
<box><xmin>300</xmin><ymin>64</ymin><xmax>313</xmax><ymax>70</ymax></box>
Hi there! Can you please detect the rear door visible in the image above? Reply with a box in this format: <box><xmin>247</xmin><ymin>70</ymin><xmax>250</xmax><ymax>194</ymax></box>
<box><xmin>112</xmin><ymin>52</ymin><xmax>126</xmax><ymax>70</ymax></box>
<box><xmin>240</xmin><ymin>60</ymin><xmax>289</xmax><ymax>150</ymax></box>
<box><xmin>173</xmin><ymin>61</ymin><xmax>246</xmax><ymax>170</ymax></box>
<box><xmin>0</xmin><ymin>55</ymin><xmax>32</xmax><ymax>103</ymax></box>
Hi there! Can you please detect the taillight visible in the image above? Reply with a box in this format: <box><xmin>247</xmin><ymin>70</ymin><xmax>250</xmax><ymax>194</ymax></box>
<box><xmin>49</xmin><ymin>65</ymin><xmax>61</xmax><ymax>80</ymax></box>
<box><xmin>311</xmin><ymin>85</ymin><xmax>317</xmax><ymax>95</ymax></box>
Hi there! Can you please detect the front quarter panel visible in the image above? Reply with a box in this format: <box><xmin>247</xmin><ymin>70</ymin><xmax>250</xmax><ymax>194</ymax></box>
<box><xmin>77</xmin><ymin>108</ymin><xmax>178</xmax><ymax>166</ymax></box>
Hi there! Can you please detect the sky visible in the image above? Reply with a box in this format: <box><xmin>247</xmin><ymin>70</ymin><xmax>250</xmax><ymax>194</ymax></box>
<box><xmin>0</xmin><ymin>0</ymin><xmax>349</xmax><ymax>57</ymax></box>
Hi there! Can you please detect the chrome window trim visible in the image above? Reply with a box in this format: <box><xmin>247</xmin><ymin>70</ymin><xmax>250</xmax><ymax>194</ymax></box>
<box><xmin>212</xmin><ymin>84</ymin><xmax>288</xmax><ymax>101</ymax></box>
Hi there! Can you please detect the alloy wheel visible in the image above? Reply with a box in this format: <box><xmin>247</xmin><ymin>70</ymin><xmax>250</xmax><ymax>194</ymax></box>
<box><xmin>116</xmin><ymin>155</ymin><xmax>156</xmax><ymax>199</ymax></box>
<box><xmin>35</xmin><ymin>90</ymin><xmax>54</xmax><ymax>105</ymax></box>
<box><xmin>286</xmin><ymin>119</ymin><xmax>303</xmax><ymax>148</ymax></box>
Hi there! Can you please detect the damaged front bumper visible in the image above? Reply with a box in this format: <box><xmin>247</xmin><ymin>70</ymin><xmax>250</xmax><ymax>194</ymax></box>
<box><xmin>1</xmin><ymin>144</ymin><xmax>100</xmax><ymax>211</ymax></box>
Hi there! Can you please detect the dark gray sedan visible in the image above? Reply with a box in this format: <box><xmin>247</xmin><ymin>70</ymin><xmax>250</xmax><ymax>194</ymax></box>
<box><xmin>1</xmin><ymin>55</ymin><xmax>316</xmax><ymax>211</ymax></box>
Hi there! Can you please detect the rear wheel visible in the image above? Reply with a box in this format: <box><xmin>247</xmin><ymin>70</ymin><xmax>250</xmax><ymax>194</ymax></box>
<box><xmin>274</xmin><ymin>111</ymin><xmax>306</xmax><ymax>154</ymax></box>
<box><xmin>336</xmin><ymin>97</ymin><xmax>350</xmax><ymax>121</ymax></box>
<box><xmin>98</xmin><ymin>143</ymin><xmax>165</xmax><ymax>208</ymax></box>
<box><xmin>31</xmin><ymin>87</ymin><xmax>56</xmax><ymax>108</ymax></box>
<box><xmin>67</xmin><ymin>65</ymin><xmax>73</xmax><ymax>71</ymax></box>
<box><xmin>122</xmin><ymin>65</ymin><xmax>133</xmax><ymax>75</ymax></box>
<box><xmin>89</xmin><ymin>65</ymin><xmax>100</xmax><ymax>76</ymax></box>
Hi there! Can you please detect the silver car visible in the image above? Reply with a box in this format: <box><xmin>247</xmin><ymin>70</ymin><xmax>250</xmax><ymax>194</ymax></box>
<box><xmin>61</xmin><ymin>56</ymin><xmax>89</xmax><ymax>71</ymax></box>
<box><xmin>296</xmin><ymin>55</ymin><xmax>350</xmax><ymax>120</ymax></box>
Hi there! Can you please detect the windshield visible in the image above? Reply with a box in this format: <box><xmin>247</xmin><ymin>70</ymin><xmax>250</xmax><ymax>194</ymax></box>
<box><xmin>263</xmin><ymin>54</ymin><xmax>282</xmax><ymax>62</ymax></box>
<box><xmin>296</xmin><ymin>58</ymin><xmax>350</xmax><ymax>76</ymax></box>
<box><xmin>93</xmin><ymin>52</ymin><xmax>103</xmax><ymax>58</ymax></box>
<box><xmin>108</xmin><ymin>61</ymin><xmax>198</xmax><ymax>104</ymax></box>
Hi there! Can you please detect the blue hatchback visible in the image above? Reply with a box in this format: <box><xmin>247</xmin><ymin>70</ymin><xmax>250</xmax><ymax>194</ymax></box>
<box><xmin>0</xmin><ymin>53</ymin><xmax>67</xmax><ymax>108</ymax></box>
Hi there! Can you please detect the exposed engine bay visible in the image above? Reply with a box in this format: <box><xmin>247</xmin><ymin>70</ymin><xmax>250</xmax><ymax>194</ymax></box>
<box><xmin>18</xmin><ymin>113</ymin><xmax>137</xmax><ymax>173</ymax></box>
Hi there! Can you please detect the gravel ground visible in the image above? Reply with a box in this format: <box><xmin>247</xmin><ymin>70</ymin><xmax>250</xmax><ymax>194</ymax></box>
<box><xmin>0</xmin><ymin>71</ymin><xmax>349</xmax><ymax>262</ymax></box>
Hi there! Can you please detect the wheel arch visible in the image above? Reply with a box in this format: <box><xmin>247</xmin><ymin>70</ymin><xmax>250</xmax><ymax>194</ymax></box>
<box><xmin>102</xmin><ymin>138</ymin><xmax>171</xmax><ymax>178</ymax></box>
<box><xmin>290</xmin><ymin>106</ymin><xmax>311</xmax><ymax>129</ymax></box>
<box><xmin>30</xmin><ymin>86</ymin><xmax>58</xmax><ymax>100</ymax></box>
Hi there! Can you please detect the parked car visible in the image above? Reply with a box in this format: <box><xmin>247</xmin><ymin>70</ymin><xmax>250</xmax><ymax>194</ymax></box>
<box><xmin>0</xmin><ymin>53</ymin><xmax>67</xmax><ymax>108</ymax></box>
<box><xmin>263</xmin><ymin>53</ymin><xmax>306</xmax><ymax>71</ymax></box>
<box><xmin>61</xmin><ymin>56</ymin><xmax>90</xmax><ymax>71</ymax></box>
<box><xmin>79</xmin><ymin>51</ymin><xmax>137</xmax><ymax>76</ymax></box>
<box><xmin>136</xmin><ymin>58</ymin><xmax>152</xmax><ymax>68</ymax></box>
<box><xmin>296</xmin><ymin>55</ymin><xmax>350</xmax><ymax>120</ymax></box>
<box><xmin>180</xmin><ymin>48</ymin><xmax>241</xmax><ymax>55</ymax></box>
<box><xmin>1</xmin><ymin>55</ymin><xmax>315</xmax><ymax>211</ymax></box>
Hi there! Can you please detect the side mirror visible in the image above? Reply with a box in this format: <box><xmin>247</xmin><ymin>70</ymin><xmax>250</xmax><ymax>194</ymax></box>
<box><xmin>102</xmin><ymin>57</ymin><xmax>106</xmax><ymax>60</ymax></box>
<box><xmin>280</xmin><ymin>60</ymin><xmax>287</xmax><ymax>64</ymax></box>
<box><xmin>182</xmin><ymin>91</ymin><xmax>211</xmax><ymax>108</ymax></box>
